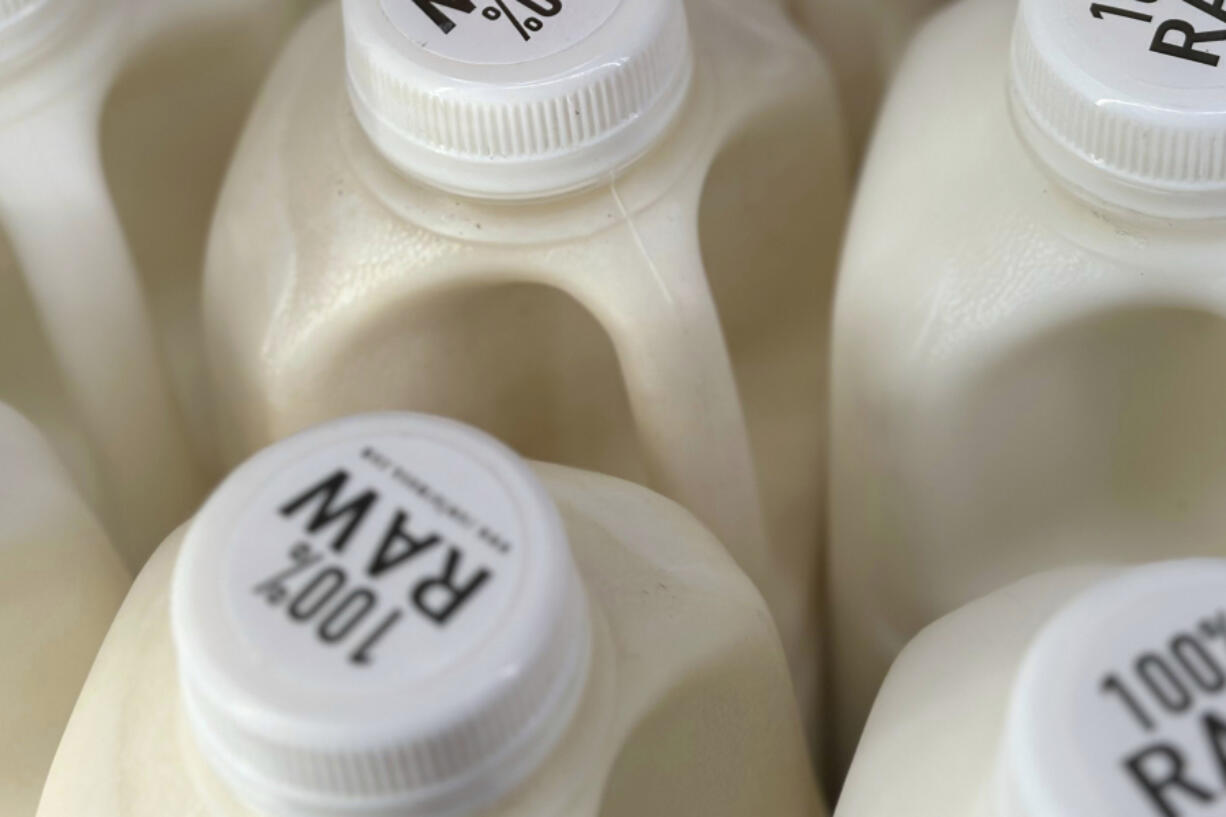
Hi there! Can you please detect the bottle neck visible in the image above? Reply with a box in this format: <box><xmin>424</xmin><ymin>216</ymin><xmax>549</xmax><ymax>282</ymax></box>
<box><xmin>1010</xmin><ymin>87</ymin><xmax>1226</xmax><ymax>223</ymax></box>
<box><xmin>342</xmin><ymin>0</ymin><xmax>694</xmax><ymax>201</ymax></box>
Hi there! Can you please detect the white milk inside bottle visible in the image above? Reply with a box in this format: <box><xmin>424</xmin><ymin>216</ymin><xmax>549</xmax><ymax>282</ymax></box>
<box><xmin>830</xmin><ymin>0</ymin><xmax>1226</xmax><ymax>767</ymax></box>
<box><xmin>205</xmin><ymin>0</ymin><xmax>847</xmax><ymax>748</ymax></box>
<box><xmin>0</xmin><ymin>402</ymin><xmax>128</xmax><ymax>816</ymax></box>
<box><xmin>791</xmin><ymin>0</ymin><xmax>953</xmax><ymax>158</ymax></box>
<box><xmin>837</xmin><ymin>560</ymin><xmax>1226</xmax><ymax>817</ymax></box>
<box><xmin>36</xmin><ymin>413</ymin><xmax>823</xmax><ymax>817</ymax></box>
<box><xmin>0</xmin><ymin>0</ymin><xmax>308</xmax><ymax>565</ymax></box>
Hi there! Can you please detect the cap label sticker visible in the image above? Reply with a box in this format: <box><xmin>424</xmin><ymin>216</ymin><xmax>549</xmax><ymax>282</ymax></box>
<box><xmin>228</xmin><ymin>437</ymin><xmax>525</xmax><ymax>690</ymax></box>
<box><xmin>1084</xmin><ymin>0</ymin><xmax>1226</xmax><ymax>74</ymax></box>
<box><xmin>1097</xmin><ymin>606</ymin><xmax>1226</xmax><ymax>816</ymax></box>
<box><xmin>381</xmin><ymin>0</ymin><xmax>622</xmax><ymax>66</ymax></box>
<box><xmin>1007</xmin><ymin>566</ymin><xmax>1226</xmax><ymax>817</ymax></box>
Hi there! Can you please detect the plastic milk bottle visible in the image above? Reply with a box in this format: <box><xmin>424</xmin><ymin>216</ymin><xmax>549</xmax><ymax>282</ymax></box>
<box><xmin>37</xmin><ymin>413</ymin><xmax>824</xmax><ymax>817</ymax></box>
<box><xmin>204</xmin><ymin>0</ymin><xmax>849</xmax><ymax>745</ymax></box>
<box><xmin>830</xmin><ymin>0</ymin><xmax>1226</xmax><ymax>766</ymax></box>
<box><xmin>837</xmin><ymin>561</ymin><xmax>1226</xmax><ymax>817</ymax></box>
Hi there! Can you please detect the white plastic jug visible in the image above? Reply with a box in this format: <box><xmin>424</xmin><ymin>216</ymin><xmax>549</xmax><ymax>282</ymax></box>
<box><xmin>0</xmin><ymin>402</ymin><xmax>128</xmax><ymax>816</ymax></box>
<box><xmin>792</xmin><ymin>0</ymin><xmax>952</xmax><ymax>158</ymax></box>
<box><xmin>0</xmin><ymin>0</ymin><xmax>308</xmax><ymax>565</ymax></box>
<box><xmin>830</xmin><ymin>0</ymin><xmax>1226</xmax><ymax>766</ymax></box>
<box><xmin>204</xmin><ymin>0</ymin><xmax>847</xmax><ymax>745</ymax></box>
<box><xmin>36</xmin><ymin>413</ymin><xmax>824</xmax><ymax>817</ymax></box>
<box><xmin>836</xmin><ymin>560</ymin><xmax>1226</xmax><ymax>817</ymax></box>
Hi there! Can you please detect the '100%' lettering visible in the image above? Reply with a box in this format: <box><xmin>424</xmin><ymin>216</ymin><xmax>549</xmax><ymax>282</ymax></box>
<box><xmin>251</xmin><ymin>469</ymin><xmax>495</xmax><ymax>667</ymax></box>
<box><xmin>1101</xmin><ymin>614</ymin><xmax>1226</xmax><ymax>816</ymax></box>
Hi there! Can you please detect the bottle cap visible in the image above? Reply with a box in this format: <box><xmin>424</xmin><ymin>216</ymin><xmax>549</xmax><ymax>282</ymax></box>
<box><xmin>172</xmin><ymin>413</ymin><xmax>591</xmax><ymax>817</ymax></box>
<box><xmin>341</xmin><ymin>0</ymin><xmax>693</xmax><ymax>199</ymax></box>
<box><xmin>1010</xmin><ymin>0</ymin><xmax>1226</xmax><ymax>217</ymax></box>
<box><xmin>1003</xmin><ymin>560</ymin><xmax>1226</xmax><ymax>817</ymax></box>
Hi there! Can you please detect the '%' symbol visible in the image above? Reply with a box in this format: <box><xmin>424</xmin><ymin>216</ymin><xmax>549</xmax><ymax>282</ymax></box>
<box><xmin>483</xmin><ymin>0</ymin><xmax>544</xmax><ymax>40</ymax></box>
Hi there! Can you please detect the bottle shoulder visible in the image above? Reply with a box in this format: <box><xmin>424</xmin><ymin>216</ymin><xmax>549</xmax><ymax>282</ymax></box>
<box><xmin>836</xmin><ymin>566</ymin><xmax>1117</xmax><ymax>817</ymax></box>
<box><xmin>843</xmin><ymin>0</ymin><xmax>1226</xmax><ymax>340</ymax></box>
<box><xmin>841</xmin><ymin>77</ymin><xmax>1226</xmax><ymax>392</ymax></box>
<box><xmin>212</xmin><ymin>0</ymin><xmax>841</xmax><ymax>250</ymax></box>
<box><xmin>38</xmin><ymin>469</ymin><xmax>783</xmax><ymax>817</ymax></box>
<box><xmin>538</xmin><ymin>461</ymin><xmax>771</xmax><ymax>632</ymax></box>
<box><xmin>208</xmin><ymin>7</ymin><xmax>844</xmax><ymax>367</ymax></box>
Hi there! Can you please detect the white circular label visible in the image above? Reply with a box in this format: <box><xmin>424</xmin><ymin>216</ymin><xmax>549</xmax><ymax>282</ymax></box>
<box><xmin>1010</xmin><ymin>563</ymin><xmax>1226</xmax><ymax>817</ymax></box>
<box><xmin>1042</xmin><ymin>0</ymin><xmax>1226</xmax><ymax>97</ymax></box>
<box><xmin>379</xmin><ymin>0</ymin><xmax>622</xmax><ymax>66</ymax></box>
<box><xmin>225</xmin><ymin>434</ymin><xmax>527</xmax><ymax>692</ymax></box>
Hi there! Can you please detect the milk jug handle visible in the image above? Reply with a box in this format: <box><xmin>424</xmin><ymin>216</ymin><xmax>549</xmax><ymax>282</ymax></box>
<box><xmin>0</xmin><ymin>103</ymin><xmax>202</xmax><ymax>566</ymax></box>
<box><xmin>541</xmin><ymin>216</ymin><xmax>774</xmax><ymax>593</ymax></box>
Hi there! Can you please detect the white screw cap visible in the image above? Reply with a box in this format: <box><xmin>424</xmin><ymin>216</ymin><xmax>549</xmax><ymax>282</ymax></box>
<box><xmin>1011</xmin><ymin>0</ymin><xmax>1226</xmax><ymax>218</ymax></box>
<box><xmin>342</xmin><ymin>0</ymin><xmax>693</xmax><ymax>199</ymax></box>
<box><xmin>1002</xmin><ymin>560</ymin><xmax>1226</xmax><ymax>817</ymax></box>
<box><xmin>172</xmin><ymin>413</ymin><xmax>591</xmax><ymax>817</ymax></box>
